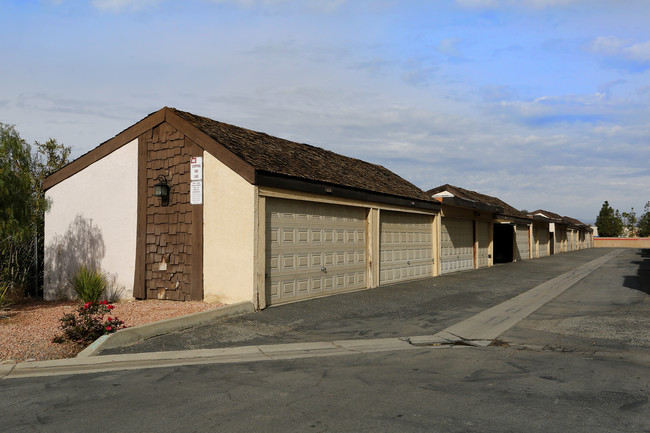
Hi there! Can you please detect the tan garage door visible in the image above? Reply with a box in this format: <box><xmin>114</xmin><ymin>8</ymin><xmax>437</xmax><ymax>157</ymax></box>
<box><xmin>266</xmin><ymin>198</ymin><xmax>367</xmax><ymax>305</ymax></box>
<box><xmin>477</xmin><ymin>221</ymin><xmax>490</xmax><ymax>268</ymax></box>
<box><xmin>538</xmin><ymin>226</ymin><xmax>549</xmax><ymax>257</ymax></box>
<box><xmin>379</xmin><ymin>211</ymin><xmax>434</xmax><ymax>284</ymax></box>
<box><xmin>566</xmin><ymin>230</ymin><xmax>573</xmax><ymax>251</ymax></box>
<box><xmin>515</xmin><ymin>225</ymin><xmax>530</xmax><ymax>260</ymax></box>
<box><xmin>555</xmin><ymin>228</ymin><xmax>564</xmax><ymax>253</ymax></box>
<box><xmin>441</xmin><ymin>218</ymin><xmax>474</xmax><ymax>274</ymax></box>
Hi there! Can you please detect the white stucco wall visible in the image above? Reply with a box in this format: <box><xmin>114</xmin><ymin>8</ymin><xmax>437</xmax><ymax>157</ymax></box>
<box><xmin>203</xmin><ymin>153</ymin><xmax>255</xmax><ymax>304</ymax></box>
<box><xmin>44</xmin><ymin>140</ymin><xmax>138</xmax><ymax>300</ymax></box>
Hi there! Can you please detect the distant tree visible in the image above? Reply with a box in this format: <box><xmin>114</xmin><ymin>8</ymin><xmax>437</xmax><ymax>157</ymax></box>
<box><xmin>595</xmin><ymin>201</ymin><xmax>624</xmax><ymax>237</ymax></box>
<box><xmin>0</xmin><ymin>124</ymin><xmax>70</xmax><ymax>238</ymax></box>
<box><xmin>621</xmin><ymin>208</ymin><xmax>637</xmax><ymax>237</ymax></box>
<box><xmin>0</xmin><ymin>124</ymin><xmax>39</xmax><ymax>239</ymax></box>
<box><xmin>31</xmin><ymin>138</ymin><xmax>71</xmax><ymax>228</ymax></box>
<box><xmin>0</xmin><ymin>123</ymin><xmax>71</xmax><ymax>297</ymax></box>
<box><xmin>638</xmin><ymin>202</ymin><xmax>650</xmax><ymax>237</ymax></box>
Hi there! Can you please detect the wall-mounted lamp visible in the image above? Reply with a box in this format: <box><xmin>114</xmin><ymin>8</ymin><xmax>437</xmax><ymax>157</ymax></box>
<box><xmin>154</xmin><ymin>174</ymin><xmax>170</xmax><ymax>204</ymax></box>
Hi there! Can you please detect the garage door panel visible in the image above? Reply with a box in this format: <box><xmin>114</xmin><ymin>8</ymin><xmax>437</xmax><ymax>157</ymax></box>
<box><xmin>441</xmin><ymin>218</ymin><xmax>474</xmax><ymax>274</ymax></box>
<box><xmin>380</xmin><ymin>211</ymin><xmax>433</xmax><ymax>284</ymax></box>
<box><xmin>538</xmin><ymin>227</ymin><xmax>548</xmax><ymax>257</ymax></box>
<box><xmin>477</xmin><ymin>221</ymin><xmax>490</xmax><ymax>268</ymax></box>
<box><xmin>555</xmin><ymin>229</ymin><xmax>563</xmax><ymax>253</ymax></box>
<box><xmin>515</xmin><ymin>225</ymin><xmax>530</xmax><ymax>260</ymax></box>
<box><xmin>266</xmin><ymin>199</ymin><xmax>367</xmax><ymax>305</ymax></box>
<box><xmin>573</xmin><ymin>231</ymin><xmax>578</xmax><ymax>251</ymax></box>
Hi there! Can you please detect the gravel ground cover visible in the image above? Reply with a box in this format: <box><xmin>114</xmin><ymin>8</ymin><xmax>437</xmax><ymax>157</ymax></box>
<box><xmin>0</xmin><ymin>299</ymin><xmax>224</xmax><ymax>362</ymax></box>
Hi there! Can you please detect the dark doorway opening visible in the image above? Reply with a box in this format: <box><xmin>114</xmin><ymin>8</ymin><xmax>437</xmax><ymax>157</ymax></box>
<box><xmin>550</xmin><ymin>232</ymin><xmax>555</xmax><ymax>255</ymax></box>
<box><xmin>493</xmin><ymin>224</ymin><xmax>513</xmax><ymax>263</ymax></box>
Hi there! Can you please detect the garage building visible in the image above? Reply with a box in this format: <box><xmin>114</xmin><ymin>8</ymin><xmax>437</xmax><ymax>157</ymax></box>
<box><xmin>563</xmin><ymin>216</ymin><xmax>594</xmax><ymax>250</ymax></box>
<box><xmin>43</xmin><ymin>107</ymin><xmax>440</xmax><ymax>308</ymax></box>
<box><xmin>530</xmin><ymin>215</ymin><xmax>552</xmax><ymax>258</ymax></box>
<box><xmin>427</xmin><ymin>185</ymin><xmax>502</xmax><ymax>274</ymax></box>
<box><xmin>427</xmin><ymin>184</ymin><xmax>533</xmax><ymax>271</ymax></box>
<box><xmin>530</xmin><ymin>210</ymin><xmax>593</xmax><ymax>254</ymax></box>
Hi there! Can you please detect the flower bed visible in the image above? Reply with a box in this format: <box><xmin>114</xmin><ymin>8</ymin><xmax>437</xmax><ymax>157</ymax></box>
<box><xmin>0</xmin><ymin>299</ymin><xmax>223</xmax><ymax>362</ymax></box>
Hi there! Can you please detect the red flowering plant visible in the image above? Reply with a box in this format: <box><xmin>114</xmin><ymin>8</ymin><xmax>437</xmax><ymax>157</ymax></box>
<box><xmin>52</xmin><ymin>300</ymin><xmax>126</xmax><ymax>346</ymax></box>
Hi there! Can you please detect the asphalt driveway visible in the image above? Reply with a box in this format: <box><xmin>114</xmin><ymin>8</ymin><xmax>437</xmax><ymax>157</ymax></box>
<box><xmin>503</xmin><ymin>247</ymin><xmax>650</xmax><ymax>354</ymax></box>
<box><xmin>99</xmin><ymin>248</ymin><xmax>619</xmax><ymax>355</ymax></box>
<box><xmin>4</xmin><ymin>248</ymin><xmax>648</xmax><ymax>433</ymax></box>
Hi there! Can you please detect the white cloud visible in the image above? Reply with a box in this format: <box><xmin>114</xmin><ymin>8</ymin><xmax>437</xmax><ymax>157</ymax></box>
<box><xmin>587</xmin><ymin>36</ymin><xmax>650</xmax><ymax>63</ymax></box>
<box><xmin>588</xmin><ymin>36</ymin><xmax>628</xmax><ymax>56</ymax></box>
<box><xmin>88</xmin><ymin>0</ymin><xmax>348</xmax><ymax>11</ymax></box>
<box><xmin>454</xmin><ymin>0</ymin><xmax>498</xmax><ymax>7</ymax></box>
<box><xmin>485</xmin><ymin>92</ymin><xmax>611</xmax><ymax>126</ymax></box>
<box><xmin>624</xmin><ymin>40</ymin><xmax>650</xmax><ymax>62</ymax></box>
<box><xmin>202</xmin><ymin>0</ymin><xmax>347</xmax><ymax>13</ymax></box>
<box><xmin>91</xmin><ymin>0</ymin><xmax>163</xmax><ymax>12</ymax></box>
<box><xmin>455</xmin><ymin>0</ymin><xmax>578</xmax><ymax>9</ymax></box>
<box><xmin>437</xmin><ymin>38</ymin><xmax>463</xmax><ymax>58</ymax></box>
<box><xmin>592</xmin><ymin>125</ymin><xmax>623</xmax><ymax>136</ymax></box>
<box><xmin>480</xmin><ymin>85</ymin><xmax>520</xmax><ymax>102</ymax></box>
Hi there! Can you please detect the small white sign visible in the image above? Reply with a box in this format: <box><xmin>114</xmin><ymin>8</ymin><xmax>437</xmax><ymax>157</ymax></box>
<box><xmin>190</xmin><ymin>156</ymin><xmax>203</xmax><ymax>181</ymax></box>
<box><xmin>190</xmin><ymin>180</ymin><xmax>203</xmax><ymax>205</ymax></box>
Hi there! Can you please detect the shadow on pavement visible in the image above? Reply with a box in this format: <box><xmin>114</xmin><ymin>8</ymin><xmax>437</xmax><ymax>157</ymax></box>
<box><xmin>624</xmin><ymin>249</ymin><xmax>650</xmax><ymax>295</ymax></box>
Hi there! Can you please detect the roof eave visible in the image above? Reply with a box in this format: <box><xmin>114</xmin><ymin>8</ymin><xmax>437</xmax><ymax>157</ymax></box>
<box><xmin>530</xmin><ymin>214</ymin><xmax>558</xmax><ymax>223</ymax></box>
<box><xmin>494</xmin><ymin>214</ymin><xmax>533</xmax><ymax>225</ymax></box>
<box><xmin>438</xmin><ymin>196</ymin><xmax>502</xmax><ymax>214</ymax></box>
<box><xmin>43</xmin><ymin>108</ymin><xmax>168</xmax><ymax>190</ymax></box>
<box><xmin>255</xmin><ymin>172</ymin><xmax>440</xmax><ymax>212</ymax></box>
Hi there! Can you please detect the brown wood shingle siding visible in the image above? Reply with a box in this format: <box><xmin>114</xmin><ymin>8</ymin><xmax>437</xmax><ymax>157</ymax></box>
<box><xmin>137</xmin><ymin>122</ymin><xmax>203</xmax><ymax>301</ymax></box>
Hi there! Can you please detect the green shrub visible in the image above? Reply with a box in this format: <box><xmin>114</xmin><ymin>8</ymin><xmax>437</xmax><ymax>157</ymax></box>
<box><xmin>69</xmin><ymin>266</ymin><xmax>108</xmax><ymax>304</ymax></box>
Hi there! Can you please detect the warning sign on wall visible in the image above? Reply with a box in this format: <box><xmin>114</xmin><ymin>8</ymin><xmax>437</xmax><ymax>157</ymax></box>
<box><xmin>190</xmin><ymin>157</ymin><xmax>203</xmax><ymax>181</ymax></box>
<box><xmin>190</xmin><ymin>181</ymin><xmax>203</xmax><ymax>205</ymax></box>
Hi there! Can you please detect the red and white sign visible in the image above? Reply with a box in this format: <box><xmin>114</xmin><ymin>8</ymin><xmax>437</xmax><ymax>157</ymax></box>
<box><xmin>190</xmin><ymin>156</ymin><xmax>203</xmax><ymax>181</ymax></box>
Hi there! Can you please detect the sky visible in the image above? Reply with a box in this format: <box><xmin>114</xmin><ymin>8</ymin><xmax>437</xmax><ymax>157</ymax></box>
<box><xmin>1</xmin><ymin>0</ymin><xmax>649</xmax><ymax>223</ymax></box>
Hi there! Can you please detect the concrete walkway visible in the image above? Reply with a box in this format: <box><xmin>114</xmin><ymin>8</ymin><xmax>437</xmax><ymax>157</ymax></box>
<box><xmin>410</xmin><ymin>249</ymin><xmax>622</xmax><ymax>346</ymax></box>
<box><xmin>0</xmin><ymin>250</ymin><xmax>621</xmax><ymax>380</ymax></box>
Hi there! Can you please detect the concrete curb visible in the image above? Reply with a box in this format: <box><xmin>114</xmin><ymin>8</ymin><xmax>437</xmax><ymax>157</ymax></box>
<box><xmin>3</xmin><ymin>337</ymin><xmax>441</xmax><ymax>379</ymax></box>
<box><xmin>77</xmin><ymin>301</ymin><xmax>255</xmax><ymax>357</ymax></box>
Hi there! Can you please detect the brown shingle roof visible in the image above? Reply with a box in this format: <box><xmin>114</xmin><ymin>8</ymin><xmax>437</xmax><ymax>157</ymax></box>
<box><xmin>562</xmin><ymin>216</ymin><xmax>588</xmax><ymax>227</ymax></box>
<box><xmin>171</xmin><ymin>108</ymin><xmax>431</xmax><ymax>202</ymax></box>
<box><xmin>427</xmin><ymin>184</ymin><xmax>529</xmax><ymax>219</ymax></box>
<box><xmin>531</xmin><ymin>209</ymin><xmax>587</xmax><ymax>227</ymax></box>
<box><xmin>530</xmin><ymin>209</ymin><xmax>563</xmax><ymax>220</ymax></box>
